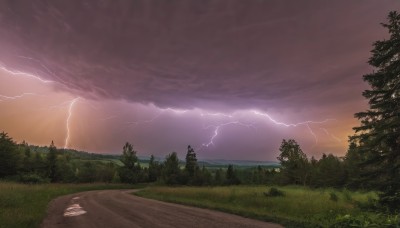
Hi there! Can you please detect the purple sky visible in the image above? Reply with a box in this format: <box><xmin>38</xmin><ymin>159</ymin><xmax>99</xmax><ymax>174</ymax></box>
<box><xmin>0</xmin><ymin>1</ymin><xmax>399</xmax><ymax>160</ymax></box>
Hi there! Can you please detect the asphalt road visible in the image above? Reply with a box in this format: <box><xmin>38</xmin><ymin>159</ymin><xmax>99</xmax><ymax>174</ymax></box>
<box><xmin>41</xmin><ymin>189</ymin><xmax>283</xmax><ymax>228</ymax></box>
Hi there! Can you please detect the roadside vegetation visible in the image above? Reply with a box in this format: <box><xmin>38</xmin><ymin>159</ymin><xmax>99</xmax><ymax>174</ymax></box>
<box><xmin>0</xmin><ymin>182</ymin><xmax>134</xmax><ymax>228</ymax></box>
<box><xmin>136</xmin><ymin>186</ymin><xmax>398</xmax><ymax>227</ymax></box>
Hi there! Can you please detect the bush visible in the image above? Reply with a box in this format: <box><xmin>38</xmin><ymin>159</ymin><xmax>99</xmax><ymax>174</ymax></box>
<box><xmin>330</xmin><ymin>192</ymin><xmax>339</xmax><ymax>202</ymax></box>
<box><xmin>332</xmin><ymin>214</ymin><xmax>400</xmax><ymax>228</ymax></box>
<box><xmin>19</xmin><ymin>173</ymin><xmax>49</xmax><ymax>184</ymax></box>
<box><xmin>264</xmin><ymin>187</ymin><xmax>285</xmax><ymax>197</ymax></box>
<box><xmin>342</xmin><ymin>189</ymin><xmax>352</xmax><ymax>202</ymax></box>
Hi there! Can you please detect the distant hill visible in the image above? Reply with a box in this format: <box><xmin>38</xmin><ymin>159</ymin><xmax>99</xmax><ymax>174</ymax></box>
<box><xmin>28</xmin><ymin>145</ymin><xmax>280</xmax><ymax>168</ymax></box>
<box><xmin>199</xmin><ymin>159</ymin><xmax>279</xmax><ymax>167</ymax></box>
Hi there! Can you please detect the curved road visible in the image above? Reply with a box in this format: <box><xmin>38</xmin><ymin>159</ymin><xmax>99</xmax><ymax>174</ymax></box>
<box><xmin>41</xmin><ymin>189</ymin><xmax>283</xmax><ymax>228</ymax></box>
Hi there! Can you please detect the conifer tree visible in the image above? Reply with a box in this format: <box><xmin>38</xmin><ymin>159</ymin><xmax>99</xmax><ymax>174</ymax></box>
<box><xmin>185</xmin><ymin>145</ymin><xmax>198</xmax><ymax>177</ymax></box>
<box><xmin>351</xmin><ymin>11</ymin><xmax>400</xmax><ymax>211</ymax></box>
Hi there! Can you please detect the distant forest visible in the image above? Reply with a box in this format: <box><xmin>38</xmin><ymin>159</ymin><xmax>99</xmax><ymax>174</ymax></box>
<box><xmin>0</xmin><ymin>11</ymin><xmax>399</xmax><ymax>212</ymax></box>
<box><xmin>0</xmin><ymin>132</ymin><xmax>356</xmax><ymax>188</ymax></box>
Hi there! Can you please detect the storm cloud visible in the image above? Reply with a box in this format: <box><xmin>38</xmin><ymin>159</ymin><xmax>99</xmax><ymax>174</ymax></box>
<box><xmin>0</xmin><ymin>1</ymin><xmax>399</xmax><ymax>160</ymax></box>
<box><xmin>0</xmin><ymin>0</ymin><xmax>397</xmax><ymax>110</ymax></box>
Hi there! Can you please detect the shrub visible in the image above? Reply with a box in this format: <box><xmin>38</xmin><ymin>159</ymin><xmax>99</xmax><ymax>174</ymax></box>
<box><xmin>19</xmin><ymin>173</ymin><xmax>50</xmax><ymax>184</ymax></box>
<box><xmin>264</xmin><ymin>187</ymin><xmax>285</xmax><ymax>197</ymax></box>
<box><xmin>330</xmin><ymin>192</ymin><xmax>339</xmax><ymax>202</ymax></box>
<box><xmin>342</xmin><ymin>189</ymin><xmax>352</xmax><ymax>202</ymax></box>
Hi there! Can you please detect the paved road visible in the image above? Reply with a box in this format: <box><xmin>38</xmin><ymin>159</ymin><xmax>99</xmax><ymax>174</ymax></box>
<box><xmin>41</xmin><ymin>189</ymin><xmax>283</xmax><ymax>228</ymax></box>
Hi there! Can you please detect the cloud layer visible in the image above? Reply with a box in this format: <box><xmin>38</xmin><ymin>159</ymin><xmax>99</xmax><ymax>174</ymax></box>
<box><xmin>0</xmin><ymin>1</ymin><xmax>397</xmax><ymax>111</ymax></box>
<box><xmin>0</xmin><ymin>1</ymin><xmax>399</xmax><ymax>160</ymax></box>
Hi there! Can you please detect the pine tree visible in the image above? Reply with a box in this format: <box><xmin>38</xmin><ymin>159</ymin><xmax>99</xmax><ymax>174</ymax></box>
<box><xmin>46</xmin><ymin>141</ymin><xmax>58</xmax><ymax>182</ymax></box>
<box><xmin>0</xmin><ymin>132</ymin><xmax>18</xmax><ymax>177</ymax></box>
<box><xmin>351</xmin><ymin>11</ymin><xmax>400</xmax><ymax>211</ymax></box>
<box><xmin>185</xmin><ymin>145</ymin><xmax>198</xmax><ymax>177</ymax></box>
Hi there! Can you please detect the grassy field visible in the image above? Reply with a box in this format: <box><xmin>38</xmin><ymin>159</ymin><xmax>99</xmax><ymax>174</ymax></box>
<box><xmin>135</xmin><ymin>185</ymin><xmax>398</xmax><ymax>227</ymax></box>
<box><xmin>0</xmin><ymin>182</ymin><xmax>135</xmax><ymax>228</ymax></box>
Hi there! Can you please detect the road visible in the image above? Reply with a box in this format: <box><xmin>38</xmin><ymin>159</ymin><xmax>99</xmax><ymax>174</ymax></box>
<box><xmin>41</xmin><ymin>189</ymin><xmax>283</xmax><ymax>228</ymax></box>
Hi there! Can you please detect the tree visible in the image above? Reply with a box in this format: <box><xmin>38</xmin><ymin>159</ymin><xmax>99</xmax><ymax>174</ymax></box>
<box><xmin>148</xmin><ymin>154</ymin><xmax>161</xmax><ymax>182</ymax></box>
<box><xmin>46</xmin><ymin>141</ymin><xmax>58</xmax><ymax>182</ymax></box>
<box><xmin>185</xmin><ymin>145</ymin><xmax>198</xmax><ymax>177</ymax></box>
<box><xmin>350</xmin><ymin>11</ymin><xmax>400</xmax><ymax>211</ymax></box>
<box><xmin>225</xmin><ymin>164</ymin><xmax>240</xmax><ymax>185</ymax></box>
<box><xmin>185</xmin><ymin>145</ymin><xmax>199</xmax><ymax>184</ymax></box>
<box><xmin>313</xmin><ymin>154</ymin><xmax>346</xmax><ymax>188</ymax></box>
<box><xmin>277</xmin><ymin>139</ymin><xmax>310</xmax><ymax>185</ymax></box>
<box><xmin>162</xmin><ymin>152</ymin><xmax>181</xmax><ymax>185</ymax></box>
<box><xmin>0</xmin><ymin>132</ymin><xmax>18</xmax><ymax>178</ymax></box>
<box><xmin>343</xmin><ymin>142</ymin><xmax>363</xmax><ymax>189</ymax></box>
<box><xmin>214</xmin><ymin>168</ymin><xmax>224</xmax><ymax>185</ymax></box>
<box><xmin>119</xmin><ymin>142</ymin><xmax>141</xmax><ymax>183</ymax></box>
<box><xmin>120</xmin><ymin>142</ymin><xmax>138</xmax><ymax>169</ymax></box>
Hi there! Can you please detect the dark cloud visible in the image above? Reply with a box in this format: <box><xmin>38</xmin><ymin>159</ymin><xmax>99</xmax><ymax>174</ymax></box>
<box><xmin>0</xmin><ymin>0</ymin><xmax>398</xmax><ymax>111</ymax></box>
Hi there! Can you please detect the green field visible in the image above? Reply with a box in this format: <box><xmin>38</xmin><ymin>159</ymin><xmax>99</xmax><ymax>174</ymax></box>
<box><xmin>0</xmin><ymin>182</ymin><xmax>135</xmax><ymax>228</ymax></box>
<box><xmin>135</xmin><ymin>185</ymin><xmax>398</xmax><ymax>227</ymax></box>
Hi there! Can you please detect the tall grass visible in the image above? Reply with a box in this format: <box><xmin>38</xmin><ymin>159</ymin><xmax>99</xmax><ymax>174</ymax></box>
<box><xmin>0</xmin><ymin>182</ymin><xmax>134</xmax><ymax>228</ymax></box>
<box><xmin>135</xmin><ymin>185</ymin><xmax>386</xmax><ymax>227</ymax></box>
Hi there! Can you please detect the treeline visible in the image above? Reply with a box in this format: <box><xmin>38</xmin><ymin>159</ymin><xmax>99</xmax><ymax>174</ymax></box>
<box><xmin>273</xmin><ymin>139</ymin><xmax>364</xmax><ymax>189</ymax></box>
<box><xmin>118</xmin><ymin>143</ymin><xmax>241</xmax><ymax>186</ymax></box>
<box><xmin>0</xmin><ymin>132</ymin><xmax>120</xmax><ymax>183</ymax></box>
<box><xmin>0</xmin><ymin>132</ymin><xmax>243</xmax><ymax>185</ymax></box>
<box><xmin>0</xmin><ymin>130</ymin><xmax>359</xmax><ymax>188</ymax></box>
<box><xmin>0</xmin><ymin>132</ymin><xmax>368</xmax><ymax>189</ymax></box>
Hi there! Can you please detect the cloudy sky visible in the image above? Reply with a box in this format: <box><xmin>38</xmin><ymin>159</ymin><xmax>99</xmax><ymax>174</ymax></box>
<box><xmin>0</xmin><ymin>1</ymin><xmax>398</xmax><ymax>160</ymax></box>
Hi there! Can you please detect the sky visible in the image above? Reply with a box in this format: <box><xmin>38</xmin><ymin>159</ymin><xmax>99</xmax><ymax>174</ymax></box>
<box><xmin>0</xmin><ymin>1</ymin><xmax>399</xmax><ymax>161</ymax></box>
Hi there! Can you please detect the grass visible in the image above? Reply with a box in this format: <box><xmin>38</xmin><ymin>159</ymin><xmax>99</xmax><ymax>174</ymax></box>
<box><xmin>0</xmin><ymin>181</ymin><xmax>135</xmax><ymax>228</ymax></box>
<box><xmin>135</xmin><ymin>185</ymin><xmax>397</xmax><ymax>227</ymax></box>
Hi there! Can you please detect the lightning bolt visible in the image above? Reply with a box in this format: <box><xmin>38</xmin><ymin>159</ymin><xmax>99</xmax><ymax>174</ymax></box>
<box><xmin>122</xmin><ymin>107</ymin><xmax>338</xmax><ymax>148</ymax></box>
<box><xmin>0</xmin><ymin>65</ymin><xmax>53</xmax><ymax>83</ymax></box>
<box><xmin>306</xmin><ymin>124</ymin><xmax>318</xmax><ymax>144</ymax></box>
<box><xmin>0</xmin><ymin>92</ymin><xmax>36</xmax><ymax>101</ymax></box>
<box><xmin>201</xmin><ymin>121</ymin><xmax>256</xmax><ymax>148</ymax></box>
<box><xmin>125</xmin><ymin>107</ymin><xmax>190</xmax><ymax>126</ymax></box>
<box><xmin>252</xmin><ymin>110</ymin><xmax>335</xmax><ymax>127</ymax></box>
<box><xmin>320</xmin><ymin>128</ymin><xmax>342</xmax><ymax>143</ymax></box>
<box><xmin>64</xmin><ymin>97</ymin><xmax>79</xmax><ymax>149</ymax></box>
<box><xmin>0</xmin><ymin>60</ymin><xmax>340</xmax><ymax>151</ymax></box>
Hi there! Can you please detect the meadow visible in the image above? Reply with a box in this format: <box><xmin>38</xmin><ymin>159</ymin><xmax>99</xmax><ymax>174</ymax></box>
<box><xmin>135</xmin><ymin>185</ymin><xmax>398</xmax><ymax>227</ymax></box>
<box><xmin>0</xmin><ymin>182</ymin><xmax>134</xmax><ymax>228</ymax></box>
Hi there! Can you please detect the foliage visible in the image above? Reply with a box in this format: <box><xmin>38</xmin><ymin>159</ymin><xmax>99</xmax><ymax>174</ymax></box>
<box><xmin>350</xmin><ymin>11</ymin><xmax>400</xmax><ymax>211</ymax></box>
<box><xmin>119</xmin><ymin>142</ymin><xmax>143</xmax><ymax>184</ymax></box>
<box><xmin>18</xmin><ymin>174</ymin><xmax>49</xmax><ymax>184</ymax></box>
<box><xmin>148</xmin><ymin>155</ymin><xmax>161</xmax><ymax>182</ymax></box>
<box><xmin>136</xmin><ymin>185</ymin><xmax>384</xmax><ymax>228</ymax></box>
<box><xmin>185</xmin><ymin>145</ymin><xmax>198</xmax><ymax>177</ymax></box>
<box><xmin>264</xmin><ymin>187</ymin><xmax>285</xmax><ymax>197</ymax></box>
<box><xmin>277</xmin><ymin>139</ymin><xmax>310</xmax><ymax>185</ymax></box>
<box><xmin>0</xmin><ymin>132</ymin><xmax>18</xmax><ymax>178</ymax></box>
<box><xmin>162</xmin><ymin>152</ymin><xmax>181</xmax><ymax>185</ymax></box>
<box><xmin>46</xmin><ymin>141</ymin><xmax>58</xmax><ymax>182</ymax></box>
<box><xmin>225</xmin><ymin>164</ymin><xmax>241</xmax><ymax>185</ymax></box>
<box><xmin>330</xmin><ymin>192</ymin><xmax>339</xmax><ymax>202</ymax></box>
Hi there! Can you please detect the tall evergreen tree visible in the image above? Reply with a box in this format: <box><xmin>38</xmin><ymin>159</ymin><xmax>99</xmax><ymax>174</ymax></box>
<box><xmin>185</xmin><ymin>145</ymin><xmax>198</xmax><ymax>177</ymax></box>
<box><xmin>351</xmin><ymin>11</ymin><xmax>400</xmax><ymax>211</ymax></box>
<box><xmin>0</xmin><ymin>132</ymin><xmax>18</xmax><ymax>178</ymax></box>
<box><xmin>46</xmin><ymin>141</ymin><xmax>58</xmax><ymax>182</ymax></box>
<box><xmin>148</xmin><ymin>154</ymin><xmax>160</xmax><ymax>182</ymax></box>
<box><xmin>225</xmin><ymin>164</ymin><xmax>240</xmax><ymax>185</ymax></box>
<box><xmin>162</xmin><ymin>152</ymin><xmax>181</xmax><ymax>185</ymax></box>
